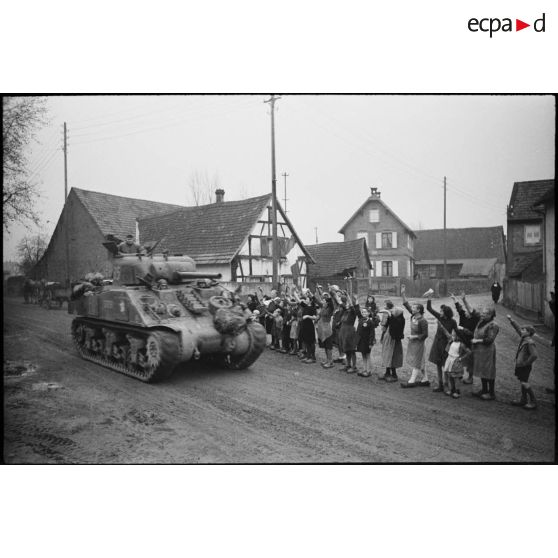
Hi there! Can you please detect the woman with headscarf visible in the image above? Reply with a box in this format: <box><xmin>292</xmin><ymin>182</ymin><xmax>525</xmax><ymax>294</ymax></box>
<box><xmin>471</xmin><ymin>306</ymin><xmax>500</xmax><ymax>400</ymax></box>
<box><xmin>426</xmin><ymin>293</ymin><xmax>458</xmax><ymax>393</ymax></box>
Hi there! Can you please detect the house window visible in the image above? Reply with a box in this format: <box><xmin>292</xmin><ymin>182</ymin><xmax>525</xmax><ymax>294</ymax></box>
<box><xmin>381</xmin><ymin>232</ymin><xmax>393</xmax><ymax>249</ymax></box>
<box><xmin>369</xmin><ymin>209</ymin><xmax>379</xmax><ymax>223</ymax></box>
<box><xmin>357</xmin><ymin>231</ymin><xmax>368</xmax><ymax>244</ymax></box>
<box><xmin>382</xmin><ymin>261</ymin><xmax>393</xmax><ymax>276</ymax></box>
<box><xmin>407</xmin><ymin>235</ymin><xmax>413</xmax><ymax>250</ymax></box>
<box><xmin>524</xmin><ymin>225</ymin><xmax>541</xmax><ymax>245</ymax></box>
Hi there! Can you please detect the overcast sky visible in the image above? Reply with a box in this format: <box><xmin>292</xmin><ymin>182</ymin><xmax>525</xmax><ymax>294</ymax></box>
<box><xmin>3</xmin><ymin>94</ymin><xmax>555</xmax><ymax>261</ymax></box>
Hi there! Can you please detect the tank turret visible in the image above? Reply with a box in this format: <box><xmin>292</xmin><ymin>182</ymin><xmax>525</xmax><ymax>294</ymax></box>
<box><xmin>69</xmin><ymin>249</ymin><xmax>265</xmax><ymax>382</ymax></box>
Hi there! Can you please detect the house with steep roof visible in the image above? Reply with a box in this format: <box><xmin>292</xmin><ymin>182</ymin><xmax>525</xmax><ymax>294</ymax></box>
<box><xmin>533</xmin><ymin>184</ymin><xmax>556</xmax><ymax>328</ymax></box>
<box><xmin>34</xmin><ymin>187</ymin><xmax>313</xmax><ymax>288</ymax></box>
<box><xmin>532</xmin><ymin>185</ymin><xmax>555</xmax><ymax>327</ymax></box>
<box><xmin>138</xmin><ymin>189</ymin><xmax>313</xmax><ymax>286</ymax></box>
<box><xmin>34</xmin><ymin>187</ymin><xmax>184</xmax><ymax>284</ymax></box>
<box><xmin>414</xmin><ymin>226</ymin><xmax>506</xmax><ymax>282</ymax></box>
<box><xmin>506</xmin><ymin>179</ymin><xmax>554</xmax><ymax>283</ymax></box>
<box><xmin>339</xmin><ymin>187</ymin><xmax>416</xmax><ymax>278</ymax></box>
<box><xmin>305</xmin><ymin>238</ymin><xmax>372</xmax><ymax>289</ymax></box>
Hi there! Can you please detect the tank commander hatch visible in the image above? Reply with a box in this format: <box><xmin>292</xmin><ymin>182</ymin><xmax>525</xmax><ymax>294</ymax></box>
<box><xmin>118</xmin><ymin>234</ymin><xmax>143</xmax><ymax>254</ymax></box>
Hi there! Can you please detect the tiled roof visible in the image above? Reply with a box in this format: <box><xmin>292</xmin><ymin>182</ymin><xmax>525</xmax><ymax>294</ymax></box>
<box><xmin>507</xmin><ymin>179</ymin><xmax>554</xmax><ymax>221</ymax></box>
<box><xmin>508</xmin><ymin>251</ymin><xmax>543</xmax><ymax>277</ymax></box>
<box><xmin>138</xmin><ymin>194</ymin><xmax>273</xmax><ymax>264</ymax></box>
<box><xmin>414</xmin><ymin>227</ymin><xmax>506</xmax><ymax>262</ymax></box>
<box><xmin>72</xmin><ymin>187</ymin><xmax>184</xmax><ymax>239</ymax></box>
<box><xmin>305</xmin><ymin>238</ymin><xmax>371</xmax><ymax>277</ymax></box>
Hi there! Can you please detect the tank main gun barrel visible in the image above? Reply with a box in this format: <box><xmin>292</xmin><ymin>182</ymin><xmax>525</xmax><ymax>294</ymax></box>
<box><xmin>175</xmin><ymin>271</ymin><xmax>223</xmax><ymax>281</ymax></box>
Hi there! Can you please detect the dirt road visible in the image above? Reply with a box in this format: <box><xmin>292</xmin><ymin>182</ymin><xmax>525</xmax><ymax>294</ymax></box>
<box><xmin>3</xmin><ymin>295</ymin><xmax>556</xmax><ymax>463</ymax></box>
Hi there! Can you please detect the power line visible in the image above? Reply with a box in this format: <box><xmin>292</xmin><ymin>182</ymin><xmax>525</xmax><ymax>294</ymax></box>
<box><xmin>70</xmin><ymin>97</ymin><xmax>259</xmax><ymax>146</ymax></box>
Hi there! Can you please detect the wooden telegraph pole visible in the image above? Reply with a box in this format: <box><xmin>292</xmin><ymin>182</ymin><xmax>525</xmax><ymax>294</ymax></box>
<box><xmin>443</xmin><ymin>176</ymin><xmax>447</xmax><ymax>296</ymax></box>
<box><xmin>264</xmin><ymin>95</ymin><xmax>281</xmax><ymax>288</ymax></box>
<box><xmin>63</xmin><ymin>122</ymin><xmax>70</xmax><ymax>288</ymax></box>
<box><xmin>282</xmin><ymin>172</ymin><xmax>289</xmax><ymax>213</ymax></box>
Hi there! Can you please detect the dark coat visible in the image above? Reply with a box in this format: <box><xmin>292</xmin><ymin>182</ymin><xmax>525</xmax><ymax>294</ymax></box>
<box><xmin>300</xmin><ymin>304</ymin><xmax>317</xmax><ymax>344</ymax></box>
<box><xmin>427</xmin><ymin>299</ymin><xmax>457</xmax><ymax>365</ymax></box>
<box><xmin>356</xmin><ymin>316</ymin><xmax>376</xmax><ymax>354</ymax></box>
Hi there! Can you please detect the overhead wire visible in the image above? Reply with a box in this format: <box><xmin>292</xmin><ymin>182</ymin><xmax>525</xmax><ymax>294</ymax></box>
<box><xmin>295</xmin><ymin>97</ymin><xmax>508</xmax><ymax>214</ymax></box>
<box><xmin>69</xmin><ymin>96</ymin><xmax>260</xmax><ymax>146</ymax></box>
<box><xmin>69</xmin><ymin>95</ymin><xmax>218</xmax><ymax>134</ymax></box>
<box><xmin>28</xmin><ymin>149</ymin><xmax>59</xmax><ymax>181</ymax></box>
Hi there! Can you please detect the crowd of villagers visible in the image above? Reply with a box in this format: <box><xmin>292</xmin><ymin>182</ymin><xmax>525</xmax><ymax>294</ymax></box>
<box><xmin>244</xmin><ymin>283</ymin><xmax>540</xmax><ymax>410</ymax></box>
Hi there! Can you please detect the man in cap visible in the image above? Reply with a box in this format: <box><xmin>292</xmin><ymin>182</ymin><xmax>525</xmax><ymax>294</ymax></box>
<box><xmin>118</xmin><ymin>234</ymin><xmax>142</xmax><ymax>254</ymax></box>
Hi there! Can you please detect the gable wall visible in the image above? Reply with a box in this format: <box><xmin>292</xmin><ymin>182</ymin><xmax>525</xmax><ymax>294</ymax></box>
<box><xmin>343</xmin><ymin>199</ymin><xmax>414</xmax><ymax>277</ymax></box>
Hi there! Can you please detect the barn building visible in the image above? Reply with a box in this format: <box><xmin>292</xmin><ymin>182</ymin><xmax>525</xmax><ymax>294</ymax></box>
<box><xmin>414</xmin><ymin>226</ymin><xmax>507</xmax><ymax>283</ymax></box>
<box><xmin>34</xmin><ymin>188</ymin><xmax>183</xmax><ymax>284</ymax></box>
<box><xmin>305</xmin><ymin>238</ymin><xmax>372</xmax><ymax>290</ymax></box>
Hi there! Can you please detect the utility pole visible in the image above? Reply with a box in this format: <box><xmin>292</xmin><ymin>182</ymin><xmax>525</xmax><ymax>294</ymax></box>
<box><xmin>63</xmin><ymin>123</ymin><xmax>70</xmax><ymax>287</ymax></box>
<box><xmin>443</xmin><ymin>176</ymin><xmax>447</xmax><ymax>296</ymax></box>
<box><xmin>282</xmin><ymin>172</ymin><xmax>289</xmax><ymax>213</ymax></box>
<box><xmin>264</xmin><ymin>95</ymin><xmax>281</xmax><ymax>288</ymax></box>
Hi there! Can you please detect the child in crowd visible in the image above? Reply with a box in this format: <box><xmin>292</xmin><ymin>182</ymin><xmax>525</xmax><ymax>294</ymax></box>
<box><xmin>280</xmin><ymin>303</ymin><xmax>292</xmax><ymax>353</ymax></box>
<box><xmin>288</xmin><ymin>300</ymin><xmax>299</xmax><ymax>355</ymax></box>
<box><xmin>440</xmin><ymin>327</ymin><xmax>471</xmax><ymax>399</ymax></box>
<box><xmin>272</xmin><ymin>309</ymin><xmax>284</xmax><ymax>350</ymax></box>
<box><xmin>356</xmin><ymin>306</ymin><xmax>377</xmax><ymax>377</ymax></box>
<box><xmin>507</xmin><ymin>315</ymin><xmax>539</xmax><ymax>410</ymax></box>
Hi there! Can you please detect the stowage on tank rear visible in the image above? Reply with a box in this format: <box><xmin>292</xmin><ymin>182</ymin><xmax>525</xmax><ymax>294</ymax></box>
<box><xmin>69</xmin><ymin>250</ymin><xmax>266</xmax><ymax>382</ymax></box>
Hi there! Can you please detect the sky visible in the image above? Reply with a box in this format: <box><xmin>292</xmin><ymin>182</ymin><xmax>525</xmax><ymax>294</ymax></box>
<box><xmin>3</xmin><ymin>94</ymin><xmax>555</xmax><ymax>261</ymax></box>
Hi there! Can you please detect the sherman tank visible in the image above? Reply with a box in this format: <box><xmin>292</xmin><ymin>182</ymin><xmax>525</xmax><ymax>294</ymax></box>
<box><xmin>69</xmin><ymin>245</ymin><xmax>266</xmax><ymax>382</ymax></box>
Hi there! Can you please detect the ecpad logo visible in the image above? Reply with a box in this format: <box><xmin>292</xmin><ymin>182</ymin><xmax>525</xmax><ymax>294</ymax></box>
<box><xmin>468</xmin><ymin>13</ymin><xmax>546</xmax><ymax>37</ymax></box>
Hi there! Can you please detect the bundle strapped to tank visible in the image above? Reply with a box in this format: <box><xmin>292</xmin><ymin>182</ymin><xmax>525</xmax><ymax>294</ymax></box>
<box><xmin>174</xmin><ymin>271</ymin><xmax>223</xmax><ymax>281</ymax></box>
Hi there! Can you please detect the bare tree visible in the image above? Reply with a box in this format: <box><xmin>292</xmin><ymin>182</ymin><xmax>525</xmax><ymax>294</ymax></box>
<box><xmin>16</xmin><ymin>233</ymin><xmax>50</xmax><ymax>277</ymax></box>
<box><xmin>3</xmin><ymin>97</ymin><xmax>48</xmax><ymax>231</ymax></box>
<box><xmin>186</xmin><ymin>170</ymin><xmax>221</xmax><ymax>206</ymax></box>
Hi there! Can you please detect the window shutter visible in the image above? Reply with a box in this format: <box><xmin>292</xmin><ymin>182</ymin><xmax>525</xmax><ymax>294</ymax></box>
<box><xmin>392</xmin><ymin>260</ymin><xmax>399</xmax><ymax>277</ymax></box>
<box><xmin>376</xmin><ymin>232</ymin><xmax>382</xmax><ymax>249</ymax></box>
<box><xmin>376</xmin><ymin>260</ymin><xmax>382</xmax><ymax>277</ymax></box>
<box><xmin>392</xmin><ymin>231</ymin><xmax>397</xmax><ymax>248</ymax></box>
<box><xmin>407</xmin><ymin>260</ymin><xmax>411</xmax><ymax>277</ymax></box>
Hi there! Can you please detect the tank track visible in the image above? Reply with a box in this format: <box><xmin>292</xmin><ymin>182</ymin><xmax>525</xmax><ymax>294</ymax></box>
<box><xmin>225</xmin><ymin>322</ymin><xmax>267</xmax><ymax>370</ymax></box>
<box><xmin>71</xmin><ymin>317</ymin><xmax>180</xmax><ymax>383</ymax></box>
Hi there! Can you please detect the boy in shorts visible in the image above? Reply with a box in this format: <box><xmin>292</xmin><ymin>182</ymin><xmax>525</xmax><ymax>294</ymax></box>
<box><xmin>507</xmin><ymin>315</ymin><xmax>539</xmax><ymax>410</ymax></box>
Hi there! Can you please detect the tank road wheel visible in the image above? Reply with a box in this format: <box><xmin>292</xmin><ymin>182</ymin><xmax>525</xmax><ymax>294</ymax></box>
<box><xmin>141</xmin><ymin>331</ymin><xmax>180</xmax><ymax>382</ymax></box>
<box><xmin>208</xmin><ymin>296</ymin><xmax>233</xmax><ymax>316</ymax></box>
<box><xmin>225</xmin><ymin>322</ymin><xmax>267</xmax><ymax>370</ymax></box>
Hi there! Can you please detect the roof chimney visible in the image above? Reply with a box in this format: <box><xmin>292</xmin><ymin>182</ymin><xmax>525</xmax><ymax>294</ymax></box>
<box><xmin>370</xmin><ymin>187</ymin><xmax>380</xmax><ymax>198</ymax></box>
<box><xmin>215</xmin><ymin>189</ymin><xmax>225</xmax><ymax>203</ymax></box>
